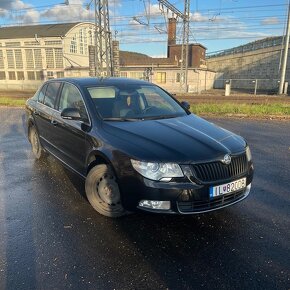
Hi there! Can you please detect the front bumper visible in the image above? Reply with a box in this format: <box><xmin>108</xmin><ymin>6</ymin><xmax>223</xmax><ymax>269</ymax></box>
<box><xmin>119</xmin><ymin>166</ymin><xmax>254</xmax><ymax>214</ymax></box>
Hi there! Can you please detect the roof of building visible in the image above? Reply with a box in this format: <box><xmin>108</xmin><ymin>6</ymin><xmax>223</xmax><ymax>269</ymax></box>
<box><xmin>119</xmin><ymin>51</ymin><xmax>176</xmax><ymax>67</ymax></box>
<box><xmin>169</xmin><ymin>43</ymin><xmax>207</xmax><ymax>50</ymax></box>
<box><xmin>0</xmin><ymin>22</ymin><xmax>82</xmax><ymax>39</ymax></box>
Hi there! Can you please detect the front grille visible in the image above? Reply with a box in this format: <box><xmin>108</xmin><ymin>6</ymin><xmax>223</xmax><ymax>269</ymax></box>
<box><xmin>177</xmin><ymin>189</ymin><xmax>246</xmax><ymax>213</ymax></box>
<box><xmin>191</xmin><ymin>154</ymin><xmax>247</xmax><ymax>183</ymax></box>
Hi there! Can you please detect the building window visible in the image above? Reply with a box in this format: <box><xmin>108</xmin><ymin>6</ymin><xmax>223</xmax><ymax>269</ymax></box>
<box><xmin>56</xmin><ymin>71</ymin><xmax>64</xmax><ymax>78</ymax></box>
<box><xmin>25</xmin><ymin>49</ymin><xmax>34</xmax><ymax>69</ymax></box>
<box><xmin>15</xmin><ymin>49</ymin><xmax>23</xmax><ymax>69</ymax></box>
<box><xmin>17</xmin><ymin>71</ymin><xmax>24</xmax><ymax>80</ymax></box>
<box><xmin>55</xmin><ymin>49</ymin><xmax>63</xmax><ymax>68</ymax></box>
<box><xmin>8</xmin><ymin>71</ymin><xmax>16</xmax><ymax>80</ymax></box>
<box><xmin>44</xmin><ymin>40</ymin><xmax>62</xmax><ymax>46</ymax></box>
<box><xmin>0</xmin><ymin>50</ymin><xmax>4</xmax><ymax>69</ymax></box>
<box><xmin>129</xmin><ymin>72</ymin><xmax>143</xmax><ymax>79</ymax></box>
<box><xmin>88</xmin><ymin>29</ymin><xmax>94</xmax><ymax>46</ymax></box>
<box><xmin>47</xmin><ymin>71</ymin><xmax>54</xmax><ymax>79</ymax></box>
<box><xmin>70</xmin><ymin>35</ymin><xmax>77</xmax><ymax>54</ymax></box>
<box><xmin>35</xmin><ymin>71</ymin><xmax>42</xmax><ymax>80</ymax></box>
<box><xmin>6</xmin><ymin>50</ymin><xmax>15</xmax><ymax>69</ymax></box>
<box><xmin>156</xmin><ymin>72</ymin><xmax>166</xmax><ymax>84</ymax></box>
<box><xmin>5</xmin><ymin>42</ymin><xmax>20</xmax><ymax>47</ymax></box>
<box><xmin>27</xmin><ymin>71</ymin><xmax>35</xmax><ymax>80</ymax></box>
<box><xmin>79</xmin><ymin>29</ymin><xmax>84</xmax><ymax>55</ymax></box>
<box><xmin>176</xmin><ymin>72</ymin><xmax>180</xmax><ymax>83</ymax></box>
<box><xmin>34</xmin><ymin>49</ymin><xmax>43</xmax><ymax>69</ymax></box>
<box><xmin>45</xmin><ymin>49</ymin><xmax>54</xmax><ymax>69</ymax></box>
<box><xmin>84</xmin><ymin>28</ymin><xmax>88</xmax><ymax>55</ymax></box>
<box><xmin>24</xmin><ymin>41</ymin><xmax>40</xmax><ymax>46</ymax></box>
<box><xmin>0</xmin><ymin>71</ymin><xmax>6</xmax><ymax>80</ymax></box>
<box><xmin>120</xmin><ymin>72</ymin><xmax>127</xmax><ymax>78</ymax></box>
<box><xmin>26</xmin><ymin>49</ymin><xmax>43</xmax><ymax>69</ymax></box>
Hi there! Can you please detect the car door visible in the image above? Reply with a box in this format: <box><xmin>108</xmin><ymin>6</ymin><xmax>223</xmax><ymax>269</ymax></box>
<box><xmin>51</xmin><ymin>82</ymin><xmax>90</xmax><ymax>175</ymax></box>
<box><xmin>33</xmin><ymin>81</ymin><xmax>61</xmax><ymax>155</ymax></box>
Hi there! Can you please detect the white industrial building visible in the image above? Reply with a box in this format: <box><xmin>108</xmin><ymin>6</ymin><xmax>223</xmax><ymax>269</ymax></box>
<box><xmin>0</xmin><ymin>21</ymin><xmax>216</xmax><ymax>93</ymax></box>
<box><xmin>0</xmin><ymin>22</ymin><xmax>95</xmax><ymax>90</ymax></box>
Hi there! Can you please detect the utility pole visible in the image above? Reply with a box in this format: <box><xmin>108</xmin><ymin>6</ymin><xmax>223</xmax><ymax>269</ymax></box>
<box><xmin>158</xmin><ymin>0</ymin><xmax>190</xmax><ymax>93</ymax></box>
<box><xmin>180</xmin><ymin>0</ymin><xmax>190</xmax><ymax>93</ymax></box>
<box><xmin>279</xmin><ymin>2</ymin><xmax>290</xmax><ymax>94</ymax></box>
<box><xmin>94</xmin><ymin>0</ymin><xmax>113</xmax><ymax>77</ymax></box>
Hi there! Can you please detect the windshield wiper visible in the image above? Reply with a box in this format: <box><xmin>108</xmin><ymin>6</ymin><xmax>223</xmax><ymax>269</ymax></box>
<box><xmin>142</xmin><ymin>114</ymin><xmax>178</xmax><ymax>120</ymax></box>
<box><xmin>102</xmin><ymin>117</ymin><xmax>143</xmax><ymax>122</ymax></box>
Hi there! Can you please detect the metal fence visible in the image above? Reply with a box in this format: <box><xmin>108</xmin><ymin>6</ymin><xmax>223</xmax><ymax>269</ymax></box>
<box><xmin>213</xmin><ymin>78</ymin><xmax>282</xmax><ymax>95</ymax></box>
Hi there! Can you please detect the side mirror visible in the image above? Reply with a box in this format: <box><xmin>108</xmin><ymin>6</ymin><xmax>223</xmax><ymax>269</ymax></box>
<box><xmin>181</xmin><ymin>101</ymin><xmax>190</xmax><ymax>110</ymax></box>
<box><xmin>61</xmin><ymin>108</ymin><xmax>81</xmax><ymax>120</ymax></box>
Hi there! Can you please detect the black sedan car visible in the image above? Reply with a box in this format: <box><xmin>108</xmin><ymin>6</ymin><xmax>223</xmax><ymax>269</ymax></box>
<box><xmin>26</xmin><ymin>77</ymin><xmax>254</xmax><ymax>217</ymax></box>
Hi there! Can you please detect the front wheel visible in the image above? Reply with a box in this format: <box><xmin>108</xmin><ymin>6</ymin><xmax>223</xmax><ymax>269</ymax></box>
<box><xmin>85</xmin><ymin>164</ymin><xmax>126</xmax><ymax>217</ymax></box>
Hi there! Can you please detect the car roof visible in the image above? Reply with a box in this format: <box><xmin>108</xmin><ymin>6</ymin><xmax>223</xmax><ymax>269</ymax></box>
<box><xmin>48</xmin><ymin>77</ymin><xmax>152</xmax><ymax>87</ymax></box>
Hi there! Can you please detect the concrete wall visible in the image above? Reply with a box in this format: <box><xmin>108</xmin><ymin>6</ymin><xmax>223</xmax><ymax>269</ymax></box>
<box><xmin>207</xmin><ymin>45</ymin><xmax>283</xmax><ymax>91</ymax></box>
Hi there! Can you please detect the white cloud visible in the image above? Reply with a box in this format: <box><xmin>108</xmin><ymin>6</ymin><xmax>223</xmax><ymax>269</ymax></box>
<box><xmin>148</xmin><ymin>4</ymin><xmax>161</xmax><ymax>17</ymax></box>
<box><xmin>0</xmin><ymin>9</ymin><xmax>7</xmax><ymax>17</ymax></box>
<box><xmin>191</xmin><ymin>12</ymin><xmax>208</xmax><ymax>22</ymax></box>
<box><xmin>108</xmin><ymin>0</ymin><xmax>122</xmax><ymax>9</ymax></box>
<box><xmin>22</xmin><ymin>10</ymin><xmax>40</xmax><ymax>24</ymax></box>
<box><xmin>41</xmin><ymin>4</ymin><xmax>92</xmax><ymax>22</ymax></box>
<box><xmin>11</xmin><ymin>0</ymin><xmax>30</xmax><ymax>10</ymax></box>
<box><xmin>261</xmin><ymin>17</ymin><xmax>279</xmax><ymax>25</ymax></box>
<box><xmin>127</xmin><ymin>19</ymin><xmax>147</xmax><ymax>30</ymax></box>
<box><xmin>0</xmin><ymin>0</ymin><xmax>30</xmax><ymax>10</ymax></box>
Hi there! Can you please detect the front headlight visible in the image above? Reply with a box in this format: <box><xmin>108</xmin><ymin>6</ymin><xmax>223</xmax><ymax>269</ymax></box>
<box><xmin>246</xmin><ymin>146</ymin><xmax>252</xmax><ymax>161</ymax></box>
<box><xmin>131</xmin><ymin>160</ymin><xmax>184</xmax><ymax>181</ymax></box>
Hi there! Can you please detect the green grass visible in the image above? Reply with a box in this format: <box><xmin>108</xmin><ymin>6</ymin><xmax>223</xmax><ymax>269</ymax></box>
<box><xmin>0</xmin><ymin>97</ymin><xmax>27</xmax><ymax>107</ymax></box>
<box><xmin>1</xmin><ymin>96</ymin><xmax>289</xmax><ymax>117</ymax></box>
<box><xmin>190</xmin><ymin>103</ymin><xmax>290</xmax><ymax>117</ymax></box>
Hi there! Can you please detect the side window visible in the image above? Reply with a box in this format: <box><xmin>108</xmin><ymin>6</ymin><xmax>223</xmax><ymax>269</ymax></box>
<box><xmin>43</xmin><ymin>82</ymin><xmax>61</xmax><ymax>108</ymax></box>
<box><xmin>59</xmin><ymin>83</ymin><xmax>89</xmax><ymax>122</ymax></box>
<box><xmin>38</xmin><ymin>84</ymin><xmax>48</xmax><ymax>103</ymax></box>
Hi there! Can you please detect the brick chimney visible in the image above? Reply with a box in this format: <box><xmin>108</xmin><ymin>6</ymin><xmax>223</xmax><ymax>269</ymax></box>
<box><xmin>168</xmin><ymin>18</ymin><xmax>177</xmax><ymax>46</ymax></box>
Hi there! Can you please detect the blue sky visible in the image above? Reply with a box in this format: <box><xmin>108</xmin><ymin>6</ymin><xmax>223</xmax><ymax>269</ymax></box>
<box><xmin>0</xmin><ymin>0</ymin><xmax>288</xmax><ymax>56</ymax></box>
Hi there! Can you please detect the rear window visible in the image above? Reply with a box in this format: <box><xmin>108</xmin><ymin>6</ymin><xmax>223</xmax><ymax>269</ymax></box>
<box><xmin>87</xmin><ymin>87</ymin><xmax>116</xmax><ymax>99</ymax></box>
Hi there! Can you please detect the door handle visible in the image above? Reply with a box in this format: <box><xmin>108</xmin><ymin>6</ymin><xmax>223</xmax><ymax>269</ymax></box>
<box><xmin>51</xmin><ymin>120</ymin><xmax>58</xmax><ymax>126</ymax></box>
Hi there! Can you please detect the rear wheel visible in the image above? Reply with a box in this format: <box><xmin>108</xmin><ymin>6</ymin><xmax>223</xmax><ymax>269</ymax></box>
<box><xmin>29</xmin><ymin>126</ymin><xmax>46</xmax><ymax>160</ymax></box>
<box><xmin>85</xmin><ymin>164</ymin><xmax>126</xmax><ymax>217</ymax></box>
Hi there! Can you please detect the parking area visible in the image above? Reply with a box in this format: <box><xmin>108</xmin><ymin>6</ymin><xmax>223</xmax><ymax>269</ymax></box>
<box><xmin>0</xmin><ymin>108</ymin><xmax>289</xmax><ymax>290</ymax></box>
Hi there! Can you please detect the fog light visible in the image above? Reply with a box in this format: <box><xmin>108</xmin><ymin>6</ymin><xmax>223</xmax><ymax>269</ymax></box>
<box><xmin>139</xmin><ymin>200</ymin><xmax>171</xmax><ymax>210</ymax></box>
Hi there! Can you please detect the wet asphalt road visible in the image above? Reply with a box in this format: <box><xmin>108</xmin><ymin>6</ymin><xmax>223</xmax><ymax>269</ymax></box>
<box><xmin>0</xmin><ymin>108</ymin><xmax>289</xmax><ymax>290</ymax></box>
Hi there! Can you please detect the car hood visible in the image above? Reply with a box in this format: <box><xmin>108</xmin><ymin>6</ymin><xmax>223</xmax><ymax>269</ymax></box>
<box><xmin>101</xmin><ymin>114</ymin><xmax>246</xmax><ymax>163</ymax></box>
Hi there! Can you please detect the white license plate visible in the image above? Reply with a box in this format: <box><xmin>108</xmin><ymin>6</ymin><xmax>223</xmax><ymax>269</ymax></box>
<box><xmin>209</xmin><ymin>178</ymin><xmax>247</xmax><ymax>198</ymax></box>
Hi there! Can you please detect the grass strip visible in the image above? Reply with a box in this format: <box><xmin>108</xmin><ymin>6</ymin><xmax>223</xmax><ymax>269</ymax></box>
<box><xmin>190</xmin><ymin>103</ymin><xmax>290</xmax><ymax>117</ymax></box>
<box><xmin>0</xmin><ymin>97</ymin><xmax>27</xmax><ymax>107</ymax></box>
<box><xmin>1</xmin><ymin>97</ymin><xmax>290</xmax><ymax>117</ymax></box>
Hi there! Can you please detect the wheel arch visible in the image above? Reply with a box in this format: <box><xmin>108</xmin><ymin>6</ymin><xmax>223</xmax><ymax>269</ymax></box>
<box><xmin>86</xmin><ymin>151</ymin><xmax>115</xmax><ymax>176</ymax></box>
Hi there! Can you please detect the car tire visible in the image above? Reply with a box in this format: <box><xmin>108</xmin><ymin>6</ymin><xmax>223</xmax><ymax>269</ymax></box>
<box><xmin>29</xmin><ymin>126</ymin><xmax>46</xmax><ymax>160</ymax></box>
<box><xmin>85</xmin><ymin>164</ymin><xmax>126</xmax><ymax>217</ymax></box>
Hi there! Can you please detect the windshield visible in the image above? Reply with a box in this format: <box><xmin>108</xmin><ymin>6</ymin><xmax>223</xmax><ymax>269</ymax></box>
<box><xmin>86</xmin><ymin>84</ymin><xmax>187</xmax><ymax>120</ymax></box>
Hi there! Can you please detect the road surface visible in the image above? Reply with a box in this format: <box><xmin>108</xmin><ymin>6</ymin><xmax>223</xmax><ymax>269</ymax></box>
<box><xmin>0</xmin><ymin>108</ymin><xmax>289</xmax><ymax>289</ymax></box>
